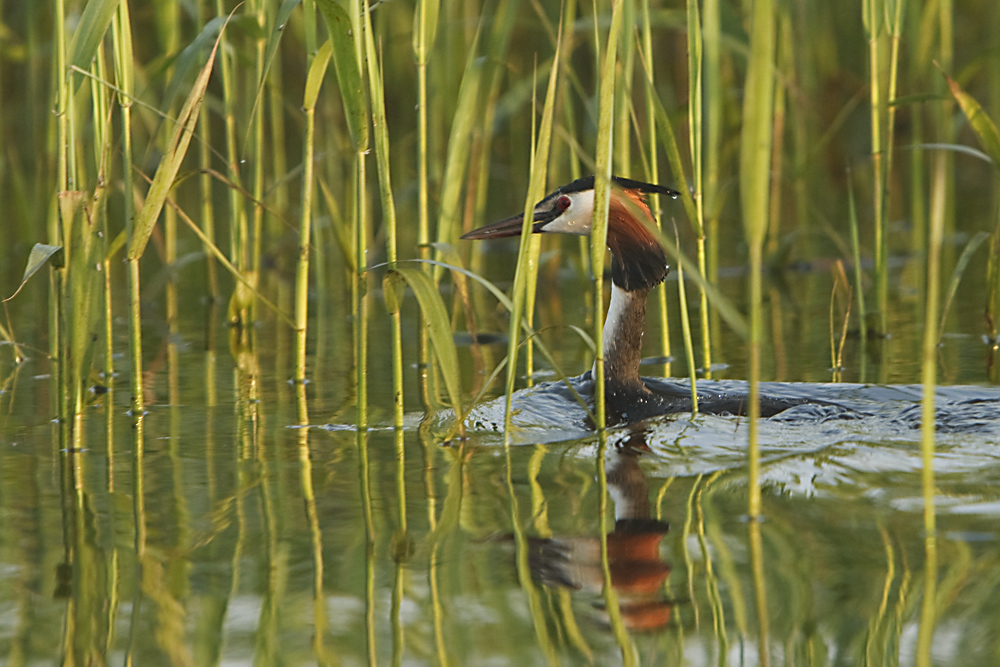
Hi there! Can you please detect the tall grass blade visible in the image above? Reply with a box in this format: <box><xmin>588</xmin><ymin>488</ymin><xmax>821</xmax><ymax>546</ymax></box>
<box><xmin>385</xmin><ymin>267</ymin><xmax>464</xmax><ymax>420</ymax></box>
<box><xmin>413</xmin><ymin>0</ymin><xmax>440</xmax><ymax>260</ymax></box>
<box><xmin>4</xmin><ymin>244</ymin><xmax>64</xmax><ymax>302</ymax></box>
<box><xmin>865</xmin><ymin>0</ymin><xmax>889</xmax><ymax>336</ymax></box>
<box><xmin>589</xmin><ymin>0</ymin><xmax>625</xmax><ymax>432</ymax></box>
<box><xmin>127</xmin><ymin>26</ymin><xmax>222</xmax><ymax>260</ymax></box>
<box><xmin>162</xmin><ymin>16</ymin><xmax>228</xmax><ymax>110</ymax></box>
<box><xmin>639</xmin><ymin>0</ymin><xmax>670</xmax><ymax>376</ymax></box>
<box><xmin>685</xmin><ymin>0</ymin><xmax>712</xmax><ymax>381</ymax></box>
<box><xmin>316</xmin><ymin>0</ymin><xmax>369</xmax><ymax>152</ymax></box>
<box><xmin>359</xmin><ymin>0</ymin><xmax>405</xmax><ymax>425</ymax></box>
<box><xmin>501</xmin><ymin>10</ymin><xmax>565</xmax><ymax>434</ymax></box>
<box><xmin>293</xmin><ymin>39</ymin><xmax>329</xmax><ymax>382</ymax></box>
<box><xmin>57</xmin><ymin>188</ymin><xmax>104</xmax><ymax>420</ymax></box>
<box><xmin>917</xmin><ymin>132</ymin><xmax>946</xmax><ymax>667</ymax></box>
<box><xmin>67</xmin><ymin>0</ymin><xmax>121</xmax><ymax>87</ymax></box>
<box><xmin>433</xmin><ymin>27</ymin><xmax>483</xmax><ymax>277</ymax></box>
<box><xmin>941</xmin><ymin>70</ymin><xmax>1000</xmax><ymax>168</ymax></box>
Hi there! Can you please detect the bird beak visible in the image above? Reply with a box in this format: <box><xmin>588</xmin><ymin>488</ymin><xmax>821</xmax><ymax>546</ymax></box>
<box><xmin>460</xmin><ymin>204</ymin><xmax>558</xmax><ymax>240</ymax></box>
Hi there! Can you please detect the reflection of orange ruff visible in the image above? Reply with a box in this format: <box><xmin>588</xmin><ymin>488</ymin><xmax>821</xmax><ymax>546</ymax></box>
<box><xmin>618</xmin><ymin>600</ymin><xmax>673</xmax><ymax>631</ymax></box>
<box><xmin>462</xmin><ymin>176</ymin><xmax>680</xmax><ymax>425</ymax></box>
<box><xmin>607</xmin><ymin>530</ymin><xmax>671</xmax><ymax>595</ymax></box>
<box><xmin>595</xmin><ymin>529</ymin><xmax>673</xmax><ymax>631</ymax></box>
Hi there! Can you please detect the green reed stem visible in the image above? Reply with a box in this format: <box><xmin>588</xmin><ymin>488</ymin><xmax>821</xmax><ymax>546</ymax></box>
<box><xmin>391</xmin><ymin>427</ymin><xmax>408</xmax><ymax>666</ymax></box>
<box><xmin>503</xmin><ymin>440</ymin><xmax>559</xmax><ymax>662</ymax></box>
<box><xmin>296</xmin><ymin>385</ymin><xmax>330</xmax><ymax>660</ymax></box>
<box><xmin>640</xmin><ymin>0</ymin><xmax>671</xmax><ymax>377</ymax></box>
<box><xmin>920</xmin><ymin>169</ymin><xmax>944</xmax><ymax>542</ymax></box>
<box><xmin>51</xmin><ymin>0</ymin><xmax>69</xmax><ymax>433</ymax></box>
<box><xmin>749</xmin><ymin>516</ymin><xmax>770</xmax><ymax>666</ymax></box>
<box><xmin>295</xmin><ymin>42</ymin><xmax>328</xmax><ymax>384</ymax></box>
<box><xmin>916</xmin><ymin>534</ymin><xmax>938</xmax><ymax>667</ymax></box>
<box><xmin>865</xmin><ymin>0</ymin><xmax>889</xmax><ymax>336</ymax></box>
<box><xmin>590</xmin><ymin>0</ymin><xmax>625</xmax><ymax>432</ymax></box>
<box><xmin>361</xmin><ymin>0</ymin><xmax>404</xmax><ymax>426</ymax></box>
<box><xmin>846</xmin><ymin>172</ymin><xmax>868</xmax><ymax>338</ymax></box>
<box><xmin>110</xmin><ymin>4</ymin><xmax>134</xmax><ymax>385</ymax></box>
<box><xmin>741</xmin><ymin>0</ymin><xmax>776</xmax><ymax>521</ymax></box>
<box><xmin>597</xmin><ymin>436</ymin><xmax>637</xmax><ymax>666</ymax></box>
<box><xmin>354</xmin><ymin>161</ymin><xmax>369</xmax><ymax>427</ymax></box>
<box><xmin>414</xmin><ymin>0</ymin><xmax>440</xmax><ymax>414</ymax></box>
<box><xmin>524</xmin><ymin>83</ymin><xmax>540</xmax><ymax>386</ymax></box>
<box><xmin>915</xmin><ymin>65</ymin><xmax>947</xmax><ymax>662</ymax></box>
<box><xmin>111</xmin><ymin>0</ymin><xmax>140</xmax><ymax>417</ymax></box>
<box><xmin>414</xmin><ymin>0</ymin><xmax>439</xmax><ymax>259</ymax></box>
<box><xmin>197</xmin><ymin>1</ymin><xmax>219</xmax><ymax>300</ymax></box>
<box><xmin>251</xmin><ymin>0</ymin><xmax>267</xmax><ymax>286</ymax></box>
<box><xmin>614</xmin><ymin>1</ymin><xmax>633</xmax><ymax>175</ymax></box>
<box><xmin>686</xmin><ymin>0</ymin><xmax>712</xmax><ymax>380</ymax></box>
<box><xmin>673</xmin><ymin>231</ymin><xmax>698</xmax><ymax>411</ymax></box>
<box><xmin>356</xmin><ymin>427</ymin><xmax>376</xmax><ymax>666</ymax></box>
<box><xmin>501</xmin><ymin>12</ymin><xmax>564</xmax><ymax>435</ymax></box>
<box><xmin>215</xmin><ymin>0</ymin><xmax>248</xmax><ymax>274</ymax></box>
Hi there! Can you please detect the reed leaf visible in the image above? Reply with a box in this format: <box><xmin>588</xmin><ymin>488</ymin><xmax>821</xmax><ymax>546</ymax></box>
<box><xmin>501</xmin><ymin>11</ymin><xmax>566</xmax><ymax>433</ymax></box>
<box><xmin>434</xmin><ymin>27</ymin><xmax>483</xmax><ymax>264</ymax></box>
<box><xmin>386</xmin><ymin>267</ymin><xmax>463</xmax><ymax>419</ymax></box>
<box><xmin>316</xmin><ymin>0</ymin><xmax>369</xmax><ymax>151</ymax></box>
<box><xmin>62</xmin><ymin>190</ymin><xmax>103</xmax><ymax>411</ymax></box>
<box><xmin>638</xmin><ymin>72</ymin><xmax>698</xmax><ymax>230</ymax></box>
<box><xmin>67</xmin><ymin>0</ymin><xmax>120</xmax><ymax>86</ymax></box>
<box><xmin>127</xmin><ymin>26</ymin><xmax>222</xmax><ymax>260</ymax></box>
<box><xmin>162</xmin><ymin>16</ymin><xmax>228</xmax><ymax>110</ymax></box>
<box><xmin>412</xmin><ymin>0</ymin><xmax>441</xmax><ymax>62</ymax></box>
<box><xmin>250</xmin><ymin>0</ymin><xmax>302</xmax><ymax>130</ymax></box>
<box><xmin>942</xmin><ymin>70</ymin><xmax>1000</xmax><ymax>169</ymax></box>
<box><xmin>400</xmin><ymin>258</ymin><xmax>595</xmax><ymax>423</ymax></box>
<box><xmin>304</xmin><ymin>39</ymin><xmax>332</xmax><ymax>111</ymax></box>
<box><xmin>4</xmin><ymin>244</ymin><xmax>64</xmax><ymax>302</ymax></box>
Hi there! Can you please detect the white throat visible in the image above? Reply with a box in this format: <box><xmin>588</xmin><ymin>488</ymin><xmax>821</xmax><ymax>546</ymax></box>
<box><xmin>593</xmin><ymin>284</ymin><xmax>642</xmax><ymax>375</ymax></box>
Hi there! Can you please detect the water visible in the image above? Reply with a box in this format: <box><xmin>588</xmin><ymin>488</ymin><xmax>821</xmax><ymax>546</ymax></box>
<box><xmin>4</xmin><ymin>267</ymin><xmax>1000</xmax><ymax>665</ymax></box>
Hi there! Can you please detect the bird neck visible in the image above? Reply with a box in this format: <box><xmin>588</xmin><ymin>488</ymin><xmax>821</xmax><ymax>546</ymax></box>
<box><xmin>598</xmin><ymin>283</ymin><xmax>649</xmax><ymax>390</ymax></box>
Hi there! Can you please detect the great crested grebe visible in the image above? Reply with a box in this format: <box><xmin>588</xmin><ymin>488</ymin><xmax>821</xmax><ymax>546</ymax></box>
<box><xmin>462</xmin><ymin>175</ymin><xmax>804</xmax><ymax>425</ymax></box>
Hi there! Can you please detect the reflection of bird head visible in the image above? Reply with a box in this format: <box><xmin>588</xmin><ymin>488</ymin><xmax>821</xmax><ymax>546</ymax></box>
<box><xmin>527</xmin><ymin>519</ymin><xmax>672</xmax><ymax>631</ymax></box>
<box><xmin>524</xmin><ymin>431</ymin><xmax>673</xmax><ymax>631</ymax></box>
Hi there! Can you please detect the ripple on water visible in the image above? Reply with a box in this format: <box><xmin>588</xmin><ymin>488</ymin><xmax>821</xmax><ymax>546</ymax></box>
<box><xmin>441</xmin><ymin>376</ymin><xmax>1000</xmax><ymax>506</ymax></box>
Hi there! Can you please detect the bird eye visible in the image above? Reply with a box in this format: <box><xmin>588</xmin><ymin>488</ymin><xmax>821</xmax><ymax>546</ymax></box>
<box><xmin>557</xmin><ymin>195</ymin><xmax>571</xmax><ymax>210</ymax></box>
